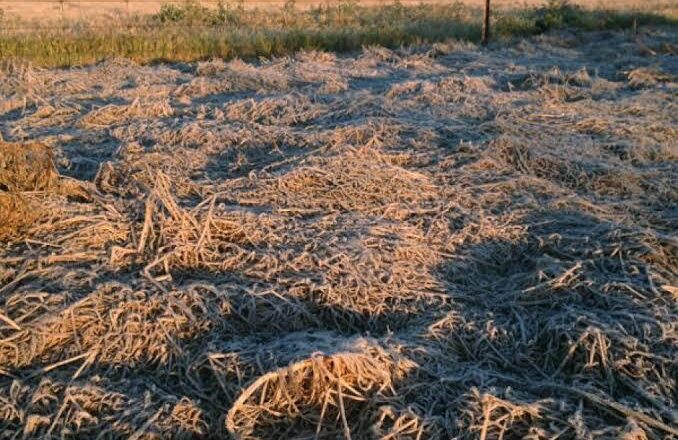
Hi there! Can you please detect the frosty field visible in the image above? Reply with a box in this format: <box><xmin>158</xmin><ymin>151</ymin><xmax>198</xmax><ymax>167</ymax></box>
<box><xmin>0</xmin><ymin>25</ymin><xmax>676</xmax><ymax>439</ymax></box>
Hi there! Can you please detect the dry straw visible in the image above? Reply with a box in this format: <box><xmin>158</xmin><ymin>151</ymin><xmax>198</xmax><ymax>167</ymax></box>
<box><xmin>0</xmin><ymin>27</ymin><xmax>676</xmax><ymax>439</ymax></box>
<box><xmin>0</xmin><ymin>141</ymin><xmax>58</xmax><ymax>191</ymax></box>
<box><xmin>226</xmin><ymin>347</ymin><xmax>405</xmax><ymax>439</ymax></box>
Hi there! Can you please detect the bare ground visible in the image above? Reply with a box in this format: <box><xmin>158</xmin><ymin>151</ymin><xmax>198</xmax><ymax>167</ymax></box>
<box><xmin>0</xmin><ymin>27</ymin><xmax>676</xmax><ymax>439</ymax></box>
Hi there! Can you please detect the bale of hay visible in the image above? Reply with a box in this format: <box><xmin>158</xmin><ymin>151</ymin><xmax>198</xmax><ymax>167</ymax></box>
<box><xmin>0</xmin><ymin>141</ymin><xmax>58</xmax><ymax>191</ymax></box>
<box><xmin>0</xmin><ymin>192</ymin><xmax>38</xmax><ymax>241</ymax></box>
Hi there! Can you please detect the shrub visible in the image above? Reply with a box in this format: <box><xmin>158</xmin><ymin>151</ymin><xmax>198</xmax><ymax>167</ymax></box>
<box><xmin>156</xmin><ymin>0</ymin><xmax>218</xmax><ymax>25</ymax></box>
<box><xmin>536</xmin><ymin>0</ymin><xmax>574</xmax><ymax>31</ymax></box>
<box><xmin>156</xmin><ymin>3</ymin><xmax>186</xmax><ymax>23</ymax></box>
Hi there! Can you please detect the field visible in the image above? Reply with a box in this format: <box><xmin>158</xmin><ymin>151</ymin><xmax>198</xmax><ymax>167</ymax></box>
<box><xmin>0</xmin><ymin>0</ymin><xmax>677</xmax><ymax>67</ymax></box>
<box><xmin>0</xmin><ymin>4</ymin><xmax>677</xmax><ymax>439</ymax></box>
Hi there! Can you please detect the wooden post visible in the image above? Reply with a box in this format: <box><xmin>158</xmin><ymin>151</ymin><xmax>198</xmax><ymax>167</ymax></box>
<box><xmin>125</xmin><ymin>0</ymin><xmax>131</xmax><ymax>29</ymax></box>
<box><xmin>481</xmin><ymin>0</ymin><xmax>491</xmax><ymax>46</ymax></box>
<box><xmin>59</xmin><ymin>0</ymin><xmax>66</xmax><ymax>30</ymax></box>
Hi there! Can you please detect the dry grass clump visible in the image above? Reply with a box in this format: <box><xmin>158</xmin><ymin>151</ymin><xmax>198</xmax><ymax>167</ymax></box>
<box><xmin>0</xmin><ymin>63</ymin><xmax>50</xmax><ymax>116</ymax></box>
<box><xmin>241</xmin><ymin>148</ymin><xmax>439</xmax><ymax>219</ymax></box>
<box><xmin>405</xmin><ymin>76</ymin><xmax>494</xmax><ymax>104</ymax></box>
<box><xmin>136</xmin><ymin>173</ymin><xmax>287</xmax><ymax>276</ymax></box>
<box><xmin>491</xmin><ymin>136</ymin><xmax>644</xmax><ymax>196</ymax></box>
<box><xmin>293</xmin><ymin>52</ymin><xmax>349</xmax><ymax>94</ymax></box>
<box><xmin>627</xmin><ymin>67</ymin><xmax>674</xmax><ymax>89</ymax></box>
<box><xmin>0</xmin><ymin>192</ymin><xmax>38</xmax><ymax>241</ymax></box>
<box><xmin>79</xmin><ymin>98</ymin><xmax>174</xmax><ymax>128</ymax></box>
<box><xmin>0</xmin><ymin>141</ymin><xmax>58</xmax><ymax>191</ymax></box>
<box><xmin>216</xmin><ymin>59</ymin><xmax>291</xmax><ymax>93</ymax></box>
<box><xmin>225</xmin><ymin>94</ymin><xmax>327</xmax><ymax>126</ymax></box>
<box><xmin>176</xmin><ymin>58</ymin><xmax>296</xmax><ymax>98</ymax></box>
<box><xmin>305</xmin><ymin>219</ymin><xmax>446</xmax><ymax>317</ymax></box>
<box><xmin>0</xmin><ymin>141</ymin><xmax>97</xmax><ymax>242</ymax></box>
<box><xmin>94</xmin><ymin>147</ymin><xmax>207</xmax><ymax>199</ymax></box>
<box><xmin>1</xmin><ymin>378</ymin><xmax>210</xmax><ymax>439</ymax></box>
<box><xmin>226</xmin><ymin>342</ymin><xmax>408</xmax><ymax>439</ymax></box>
<box><xmin>15</xmin><ymin>104</ymin><xmax>80</xmax><ymax>129</ymax></box>
<box><xmin>0</xmin><ymin>283</ymin><xmax>230</xmax><ymax>369</ymax></box>
<box><xmin>3</xmin><ymin>380</ymin><xmax>128</xmax><ymax>438</ymax></box>
<box><xmin>457</xmin><ymin>389</ymin><xmax>545</xmax><ymax>439</ymax></box>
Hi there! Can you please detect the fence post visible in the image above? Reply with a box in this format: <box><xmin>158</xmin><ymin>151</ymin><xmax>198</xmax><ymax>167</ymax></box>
<box><xmin>481</xmin><ymin>0</ymin><xmax>491</xmax><ymax>46</ymax></box>
<box><xmin>59</xmin><ymin>0</ymin><xmax>66</xmax><ymax>31</ymax></box>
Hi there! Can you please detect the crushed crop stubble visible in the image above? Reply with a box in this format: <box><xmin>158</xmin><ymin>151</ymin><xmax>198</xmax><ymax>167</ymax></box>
<box><xmin>0</xmin><ymin>26</ymin><xmax>677</xmax><ymax>439</ymax></box>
